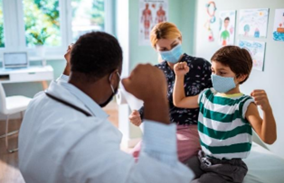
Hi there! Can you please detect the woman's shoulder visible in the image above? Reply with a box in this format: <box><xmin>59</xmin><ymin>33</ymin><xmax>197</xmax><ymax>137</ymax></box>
<box><xmin>154</xmin><ymin>60</ymin><xmax>168</xmax><ymax>70</ymax></box>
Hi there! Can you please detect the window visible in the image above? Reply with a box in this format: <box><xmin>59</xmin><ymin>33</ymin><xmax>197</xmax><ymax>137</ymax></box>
<box><xmin>71</xmin><ymin>0</ymin><xmax>105</xmax><ymax>42</ymax></box>
<box><xmin>23</xmin><ymin>0</ymin><xmax>61</xmax><ymax>47</ymax></box>
<box><xmin>0</xmin><ymin>0</ymin><xmax>5</xmax><ymax>48</ymax></box>
<box><xmin>0</xmin><ymin>0</ymin><xmax>112</xmax><ymax>58</ymax></box>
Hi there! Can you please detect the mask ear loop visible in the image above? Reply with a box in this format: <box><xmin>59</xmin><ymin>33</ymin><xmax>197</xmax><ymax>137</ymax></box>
<box><xmin>109</xmin><ymin>73</ymin><xmax>115</xmax><ymax>93</ymax></box>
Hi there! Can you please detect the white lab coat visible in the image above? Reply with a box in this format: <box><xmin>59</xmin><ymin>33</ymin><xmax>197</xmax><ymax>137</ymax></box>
<box><xmin>19</xmin><ymin>76</ymin><xmax>193</xmax><ymax>183</ymax></box>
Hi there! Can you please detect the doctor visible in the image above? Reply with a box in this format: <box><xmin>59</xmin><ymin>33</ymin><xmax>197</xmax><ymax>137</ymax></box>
<box><xmin>18</xmin><ymin>32</ymin><xmax>193</xmax><ymax>183</ymax></box>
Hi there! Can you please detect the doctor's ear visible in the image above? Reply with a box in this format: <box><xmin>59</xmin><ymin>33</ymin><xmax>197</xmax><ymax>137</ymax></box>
<box><xmin>108</xmin><ymin>70</ymin><xmax>119</xmax><ymax>84</ymax></box>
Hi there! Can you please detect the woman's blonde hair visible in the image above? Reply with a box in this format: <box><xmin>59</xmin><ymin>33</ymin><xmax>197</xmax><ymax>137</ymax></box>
<box><xmin>150</xmin><ymin>22</ymin><xmax>182</xmax><ymax>48</ymax></box>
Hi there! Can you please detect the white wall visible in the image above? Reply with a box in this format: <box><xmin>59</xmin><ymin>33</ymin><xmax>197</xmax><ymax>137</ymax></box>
<box><xmin>194</xmin><ymin>0</ymin><xmax>284</xmax><ymax>159</ymax></box>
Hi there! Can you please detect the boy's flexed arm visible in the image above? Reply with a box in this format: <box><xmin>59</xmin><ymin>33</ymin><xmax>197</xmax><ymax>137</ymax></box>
<box><xmin>246</xmin><ymin>90</ymin><xmax>277</xmax><ymax>144</ymax></box>
<box><xmin>173</xmin><ymin>62</ymin><xmax>199</xmax><ymax>109</ymax></box>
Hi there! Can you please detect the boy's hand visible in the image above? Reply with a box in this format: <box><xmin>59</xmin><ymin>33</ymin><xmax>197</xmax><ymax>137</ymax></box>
<box><xmin>251</xmin><ymin>90</ymin><xmax>272</xmax><ymax>112</ymax></box>
<box><xmin>173</xmin><ymin>62</ymin><xmax>189</xmax><ymax>76</ymax></box>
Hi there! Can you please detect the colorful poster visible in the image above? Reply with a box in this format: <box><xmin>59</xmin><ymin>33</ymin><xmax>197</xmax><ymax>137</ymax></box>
<box><xmin>204</xmin><ymin>1</ymin><xmax>217</xmax><ymax>42</ymax></box>
<box><xmin>238</xmin><ymin>40</ymin><xmax>266</xmax><ymax>71</ymax></box>
<box><xmin>219</xmin><ymin>10</ymin><xmax>236</xmax><ymax>46</ymax></box>
<box><xmin>139</xmin><ymin>0</ymin><xmax>168</xmax><ymax>45</ymax></box>
<box><xmin>273</xmin><ymin>9</ymin><xmax>284</xmax><ymax>42</ymax></box>
<box><xmin>238</xmin><ymin>9</ymin><xmax>269</xmax><ymax>38</ymax></box>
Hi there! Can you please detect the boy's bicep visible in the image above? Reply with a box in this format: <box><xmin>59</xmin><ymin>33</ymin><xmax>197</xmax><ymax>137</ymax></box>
<box><xmin>178</xmin><ymin>95</ymin><xmax>199</xmax><ymax>109</ymax></box>
<box><xmin>246</xmin><ymin>103</ymin><xmax>262</xmax><ymax>134</ymax></box>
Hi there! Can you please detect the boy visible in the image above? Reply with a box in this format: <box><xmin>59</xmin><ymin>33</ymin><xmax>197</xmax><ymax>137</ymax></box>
<box><xmin>173</xmin><ymin>46</ymin><xmax>277</xmax><ymax>183</ymax></box>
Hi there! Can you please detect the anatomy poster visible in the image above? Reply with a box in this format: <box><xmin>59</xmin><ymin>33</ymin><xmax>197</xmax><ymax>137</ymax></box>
<box><xmin>238</xmin><ymin>9</ymin><xmax>269</xmax><ymax>38</ymax></box>
<box><xmin>219</xmin><ymin>10</ymin><xmax>236</xmax><ymax>46</ymax></box>
<box><xmin>139</xmin><ymin>0</ymin><xmax>168</xmax><ymax>45</ymax></box>
<box><xmin>238</xmin><ymin>40</ymin><xmax>266</xmax><ymax>71</ymax></box>
<box><xmin>273</xmin><ymin>9</ymin><xmax>284</xmax><ymax>42</ymax></box>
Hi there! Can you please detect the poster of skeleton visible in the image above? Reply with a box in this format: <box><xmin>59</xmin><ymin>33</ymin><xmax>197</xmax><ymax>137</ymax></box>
<box><xmin>139</xmin><ymin>0</ymin><xmax>168</xmax><ymax>45</ymax></box>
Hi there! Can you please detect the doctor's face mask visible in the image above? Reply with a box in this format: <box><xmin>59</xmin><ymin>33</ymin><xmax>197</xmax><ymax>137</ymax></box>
<box><xmin>99</xmin><ymin>71</ymin><xmax>121</xmax><ymax>108</ymax></box>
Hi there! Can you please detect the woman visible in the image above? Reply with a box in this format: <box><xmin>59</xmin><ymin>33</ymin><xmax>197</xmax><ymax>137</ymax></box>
<box><xmin>129</xmin><ymin>22</ymin><xmax>212</xmax><ymax>162</ymax></box>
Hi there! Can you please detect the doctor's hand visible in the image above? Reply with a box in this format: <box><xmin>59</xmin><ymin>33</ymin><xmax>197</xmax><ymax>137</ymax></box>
<box><xmin>122</xmin><ymin>64</ymin><xmax>169</xmax><ymax>124</ymax></box>
<box><xmin>174</xmin><ymin>62</ymin><xmax>189</xmax><ymax>76</ymax></box>
<box><xmin>129</xmin><ymin>110</ymin><xmax>142</xmax><ymax>126</ymax></box>
<box><xmin>63</xmin><ymin>44</ymin><xmax>73</xmax><ymax>76</ymax></box>
<box><xmin>122</xmin><ymin>64</ymin><xmax>167</xmax><ymax>102</ymax></box>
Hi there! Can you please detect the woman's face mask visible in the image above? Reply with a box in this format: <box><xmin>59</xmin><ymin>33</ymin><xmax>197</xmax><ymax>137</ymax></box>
<box><xmin>159</xmin><ymin>44</ymin><xmax>183</xmax><ymax>64</ymax></box>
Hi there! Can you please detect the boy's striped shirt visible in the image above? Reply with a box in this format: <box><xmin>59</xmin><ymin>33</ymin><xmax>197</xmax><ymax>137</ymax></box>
<box><xmin>198</xmin><ymin>88</ymin><xmax>254</xmax><ymax>159</ymax></box>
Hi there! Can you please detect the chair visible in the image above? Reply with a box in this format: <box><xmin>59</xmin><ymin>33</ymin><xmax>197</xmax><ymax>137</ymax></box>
<box><xmin>0</xmin><ymin>82</ymin><xmax>32</xmax><ymax>153</ymax></box>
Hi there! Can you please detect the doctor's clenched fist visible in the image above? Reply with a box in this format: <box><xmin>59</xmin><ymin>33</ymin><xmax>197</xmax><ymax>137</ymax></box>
<box><xmin>122</xmin><ymin>64</ymin><xmax>167</xmax><ymax>102</ymax></box>
<box><xmin>122</xmin><ymin>64</ymin><xmax>169</xmax><ymax>125</ymax></box>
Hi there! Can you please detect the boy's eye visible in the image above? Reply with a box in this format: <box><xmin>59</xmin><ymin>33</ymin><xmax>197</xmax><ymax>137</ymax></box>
<box><xmin>220</xmin><ymin>72</ymin><xmax>226</xmax><ymax>75</ymax></box>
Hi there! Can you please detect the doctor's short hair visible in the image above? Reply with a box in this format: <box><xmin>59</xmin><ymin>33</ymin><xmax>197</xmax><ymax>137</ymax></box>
<box><xmin>211</xmin><ymin>46</ymin><xmax>253</xmax><ymax>84</ymax></box>
<box><xmin>70</xmin><ymin>31</ymin><xmax>123</xmax><ymax>82</ymax></box>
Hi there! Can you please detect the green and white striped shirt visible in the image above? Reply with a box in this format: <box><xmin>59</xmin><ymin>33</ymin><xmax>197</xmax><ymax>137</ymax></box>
<box><xmin>198</xmin><ymin>88</ymin><xmax>254</xmax><ymax>159</ymax></box>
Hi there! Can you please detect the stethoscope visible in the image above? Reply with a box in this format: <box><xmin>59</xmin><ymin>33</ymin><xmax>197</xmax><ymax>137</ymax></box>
<box><xmin>45</xmin><ymin>91</ymin><xmax>92</xmax><ymax>117</ymax></box>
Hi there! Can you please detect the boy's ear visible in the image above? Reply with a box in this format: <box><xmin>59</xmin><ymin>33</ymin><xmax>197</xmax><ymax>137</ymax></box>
<box><xmin>236</xmin><ymin>74</ymin><xmax>248</xmax><ymax>83</ymax></box>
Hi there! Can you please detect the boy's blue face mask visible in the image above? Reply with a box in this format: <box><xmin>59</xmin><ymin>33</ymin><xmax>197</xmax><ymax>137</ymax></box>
<box><xmin>159</xmin><ymin>44</ymin><xmax>183</xmax><ymax>64</ymax></box>
<box><xmin>211</xmin><ymin>74</ymin><xmax>236</xmax><ymax>93</ymax></box>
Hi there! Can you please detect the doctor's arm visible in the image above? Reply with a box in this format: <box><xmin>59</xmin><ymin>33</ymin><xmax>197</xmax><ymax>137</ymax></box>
<box><xmin>122</xmin><ymin>64</ymin><xmax>193</xmax><ymax>182</ymax></box>
<box><xmin>65</xmin><ymin>64</ymin><xmax>193</xmax><ymax>183</ymax></box>
<box><xmin>63</xmin><ymin>44</ymin><xmax>72</xmax><ymax>76</ymax></box>
<box><xmin>173</xmin><ymin>62</ymin><xmax>199</xmax><ymax>108</ymax></box>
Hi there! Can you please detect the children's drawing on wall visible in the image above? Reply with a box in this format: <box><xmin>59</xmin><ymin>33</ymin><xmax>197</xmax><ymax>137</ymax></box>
<box><xmin>139</xmin><ymin>0</ymin><xmax>168</xmax><ymax>45</ymax></box>
<box><xmin>219</xmin><ymin>10</ymin><xmax>236</xmax><ymax>46</ymax></box>
<box><xmin>204</xmin><ymin>1</ymin><xmax>217</xmax><ymax>42</ymax></box>
<box><xmin>273</xmin><ymin>9</ymin><xmax>284</xmax><ymax>42</ymax></box>
<box><xmin>238</xmin><ymin>40</ymin><xmax>266</xmax><ymax>71</ymax></box>
<box><xmin>238</xmin><ymin>9</ymin><xmax>269</xmax><ymax>38</ymax></box>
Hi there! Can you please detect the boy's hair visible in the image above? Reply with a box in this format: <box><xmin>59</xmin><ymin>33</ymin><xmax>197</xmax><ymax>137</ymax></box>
<box><xmin>211</xmin><ymin>46</ymin><xmax>253</xmax><ymax>84</ymax></box>
<box><xmin>224</xmin><ymin>17</ymin><xmax>230</xmax><ymax>21</ymax></box>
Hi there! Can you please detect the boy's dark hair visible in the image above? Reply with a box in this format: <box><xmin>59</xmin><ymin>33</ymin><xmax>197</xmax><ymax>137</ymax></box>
<box><xmin>211</xmin><ymin>46</ymin><xmax>252</xmax><ymax>84</ymax></box>
<box><xmin>70</xmin><ymin>31</ymin><xmax>123</xmax><ymax>82</ymax></box>
<box><xmin>224</xmin><ymin>17</ymin><xmax>230</xmax><ymax>21</ymax></box>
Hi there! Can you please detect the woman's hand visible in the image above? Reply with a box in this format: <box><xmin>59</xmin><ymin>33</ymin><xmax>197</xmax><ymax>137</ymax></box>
<box><xmin>173</xmin><ymin>62</ymin><xmax>189</xmax><ymax>76</ymax></box>
<box><xmin>129</xmin><ymin>110</ymin><xmax>142</xmax><ymax>126</ymax></box>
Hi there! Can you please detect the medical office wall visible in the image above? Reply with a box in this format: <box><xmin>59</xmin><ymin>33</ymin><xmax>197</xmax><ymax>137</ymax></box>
<box><xmin>193</xmin><ymin>0</ymin><xmax>284</xmax><ymax>159</ymax></box>
<box><xmin>129</xmin><ymin>0</ymin><xmax>197</xmax><ymax>70</ymax></box>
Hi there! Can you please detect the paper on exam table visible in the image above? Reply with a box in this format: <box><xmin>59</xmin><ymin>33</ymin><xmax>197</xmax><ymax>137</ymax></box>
<box><xmin>243</xmin><ymin>142</ymin><xmax>284</xmax><ymax>183</ymax></box>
